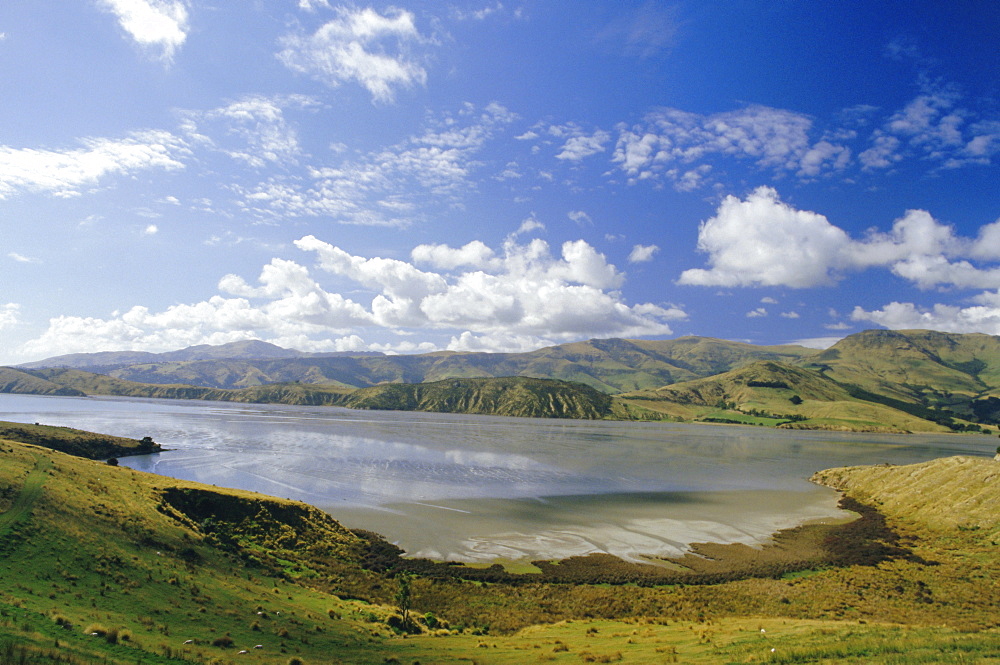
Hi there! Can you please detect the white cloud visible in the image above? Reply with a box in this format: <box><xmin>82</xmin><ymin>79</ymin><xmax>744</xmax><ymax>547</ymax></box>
<box><xmin>678</xmin><ymin>187</ymin><xmax>853</xmax><ymax>288</ymax></box>
<box><xmin>446</xmin><ymin>331</ymin><xmax>552</xmax><ymax>353</ymax></box>
<box><xmin>182</xmin><ymin>95</ymin><xmax>318</xmax><ymax>167</ymax></box>
<box><xmin>237</xmin><ymin>103</ymin><xmax>513</xmax><ymax>226</ymax></box>
<box><xmin>298</xmin><ymin>0</ymin><xmax>331</xmax><ymax>11</ymax></box>
<box><xmin>8</xmin><ymin>252</ymin><xmax>39</xmax><ymax>264</ymax></box>
<box><xmin>746</xmin><ymin>308</ymin><xmax>767</xmax><ymax>318</ymax></box>
<box><xmin>556</xmin><ymin>129</ymin><xmax>610</xmax><ymax>161</ymax></box>
<box><xmin>780</xmin><ymin>311</ymin><xmax>800</xmax><ymax>319</ymax></box>
<box><xmin>277</xmin><ymin>7</ymin><xmax>429</xmax><ymax>103</ymax></box>
<box><xmin>298</xmin><ymin>233</ymin><xmax>680</xmax><ymax>339</ymax></box>
<box><xmin>792</xmin><ymin>336</ymin><xmax>843</xmax><ymax>349</ymax></box>
<box><xmin>568</xmin><ymin>210</ymin><xmax>592</xmax><ymax>226</ymax></box>
<box><xmin>0</xmin><ymin>303</ymin><xmax>20</xmax><ymax>331</ymax></box>
<box><xmin>451</xmin><ymin>2</ymin><xmax>506</xmax><ymax>21</ymax></box>
<box><xmin>511</xmin><ymin>215</ymin><xmax>544</xmax><ymax>238</ymax></box>
<box><xmin>627</xmin><ymin>244</ymin><xmax>659</xmax><ymax>263</ymax></box>
<box><xmin>760</xmin><ymin>297</ymin><xmax>778</xmax><ymax>304</ymax></box>
<box><xmin>142</xmin><ymin>224</ymin><xmax>158</xmax><ymax>235</ymax></box>
<box><xmin>0</xmin><ymin>130</ymin><xmax>187</xmax><ymax>200</ymax></box>
<box><xmin>16</xmin><ymin>232</ymin><xmax>684</xmax><ymax>360</ymax></box>
<box><xmin>851</xmin><ymin>301</ymin><xmax>1000</xmax><ymax>335</ymax></box>
<box><xmin>613</xmin><ymin>105</ymin><xmax>848</xmax><ymax>187</ymax></box>
<box><xmin>411</xmin><ymin>240</ymin><xmax>498</xmax><ymax>270</ymax></box>
<box><xmin>679</xmin><ymin>187</ymin><xmax>1000</xmax><ymax>293</ymax></box>
<box><xmin>98</xmin><ymin>0</ymin><xmax>189</xmax><ymax>62</ymax></box>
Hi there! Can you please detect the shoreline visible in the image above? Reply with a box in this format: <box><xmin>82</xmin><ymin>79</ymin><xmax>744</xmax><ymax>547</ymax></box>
<box><xmin>349</xmin><ymin>489</ymin><xmax>907</xmax><ymax>586</ymax></box>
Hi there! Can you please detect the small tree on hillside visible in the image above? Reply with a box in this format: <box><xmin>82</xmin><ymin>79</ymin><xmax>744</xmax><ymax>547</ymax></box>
<box><xmin>395</xmin><ymin>574</ymin><xmax>412</xmax><ymax>630</ymax></box>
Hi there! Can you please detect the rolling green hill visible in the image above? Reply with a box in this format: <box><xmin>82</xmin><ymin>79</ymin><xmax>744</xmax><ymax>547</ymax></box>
<box><xmin>0</xmin><ymin>421</ymin><xmax>162</xmax><ymax>459</ymax></box>
<box><xmin>2</xmin><ymin>422</ymin><xmax>1000</xmax><ymax>663</ymax></box>
<box><xmin>9</xmin><ymin>329</ymin><xmax>1000</xmax><ymax>432</ymax></box>
<box><xmin>620</xmin><ymin>360</ymin><xmax>955</xmax><ymax>432</ymax></box>
<box><xmin>340</xmin><ymin>376</ymin><xmax>614</xmax><ymax>419</ymax></box>
<box><xmin>21</xmin><ymin>336</ymin><xmax>817</xmax><ymax>393</ymax></box>
<box><xmin>0</xmin><ymin>367</ymin><xmax>85</xmax><ymax>397</ymax></box>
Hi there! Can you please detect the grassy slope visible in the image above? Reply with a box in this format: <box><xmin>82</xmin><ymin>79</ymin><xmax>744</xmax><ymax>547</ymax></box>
<box><xmin>620</xmin><ymin>360</ymin><xmax>952</xmax><ymax>432</ymax></box>
<box><xmin>22</xmin><ymin>368</ymin><xmax>354</xmax><ymax>406</ymax></box>
<box><xmin>88</xmin><ymin>336</ymin><xmax>817</xmax><ymax>393</ymax></box>
<box><xmin>1</xmin><ymin>425</ymin><xmax>1000</xmax><ymax>663</ymax></box>
<box><xmin>340</xmin><ymin>376</ymin><xmax>614</xmax><ymax>419</ymax></box>
<box><xmin>803</xmin><ymin>329</ymin><xmax>1000</xmax><ymax>403</ymax></box>
<box><xmin>0</xmin><ymin>367</ymin><xmax>85</xmax><ymax>397</ymax></box>
<box><xmin>0</xmin><ymin>422</ymin><xmax>162</xmax><ymax>459</ymax></box>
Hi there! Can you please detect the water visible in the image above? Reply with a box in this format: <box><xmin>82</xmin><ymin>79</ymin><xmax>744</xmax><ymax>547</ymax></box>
<box><xmin>2</xmin><ymin>393</ymin><xmax>995</xmax><ymax>563</ymax></box>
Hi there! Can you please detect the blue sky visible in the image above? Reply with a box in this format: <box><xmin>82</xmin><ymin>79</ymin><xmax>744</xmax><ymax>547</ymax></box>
<box><xmin>2</xmin><ymin>1</ymin><xmax>999</xmax><ymax>363</ymax></box>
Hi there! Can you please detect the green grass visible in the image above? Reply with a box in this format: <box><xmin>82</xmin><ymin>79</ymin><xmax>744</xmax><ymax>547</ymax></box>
<box><xmin>3</xmin><ymin>427</ymin><xmax>1000</xmax><ymax>663</ymax></box>
<box><xmin>0</xmin><ymin>455</ymin><xmax>49</xmax><ymax>536</ymax></box>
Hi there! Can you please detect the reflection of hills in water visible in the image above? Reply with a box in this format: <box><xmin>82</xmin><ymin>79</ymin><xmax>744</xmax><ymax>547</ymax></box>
<box><xmin>2</xmin><ymin>393</ymin><xmax>997</xmax><ymax>561</ymax></box>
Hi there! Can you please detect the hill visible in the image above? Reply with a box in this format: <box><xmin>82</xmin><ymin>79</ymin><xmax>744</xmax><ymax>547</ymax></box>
<box><xmin>340</xmin><ymin>376</ymin><xmax>614</xmax><ymax>419</ymax></box>
<box><xmin>0</xmin><ymin>421</ymin><xmax>162</xmax><ymax>459</ymax></box>
<box><xmin>801</xmin><ymin>329</ymin><xmax>1000</xmax><ymax>419</ymax></box>
<box><xmin>0</xmin><ymin>367</ymin><xmax>85</xmax><ymax>397</ymax></box>
<box><xmin>9</xmin><ymin>329</ymin><xmax>1000</xmax><ymax>432</ymax></box>
<box><xmin>20</xmin><ymin>336</ymin><xmax>817</xmax><ymax>393</ymax></box>
<box><xmin>2</xmin><ymin>425</ymin><xmax>1000</xmax><ymax>663</ymax></box>
<box><xmin>620</xmin><ymin>360</ymin><xmax>953</xmax><ymax>432</ymax></box>
<box><xmin>812</xmin><ymin>455</ymin><xmax>1000</xmax><ymax>538</ymax></box>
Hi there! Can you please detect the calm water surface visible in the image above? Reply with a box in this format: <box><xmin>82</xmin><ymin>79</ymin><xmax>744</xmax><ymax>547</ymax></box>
<box><xmin>2</xmin><ymin>393</ymin><xmax>995</xmax><ymax>563</ymax></box>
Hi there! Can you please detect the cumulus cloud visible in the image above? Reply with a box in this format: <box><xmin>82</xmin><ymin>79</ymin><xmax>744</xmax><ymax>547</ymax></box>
<box><xmin>556</xmin><ymin>129</ymin><xmax>611</xmax><ymax>162</ymax></box>
<box><xmin>679</xmin><ymin>187</ymin><xmax>1000</xmax><ymax>292</ymax></box>
<box><xmin>17</xmin><ymin>233</ymin><xmax>684</xmax><ymax>360</ymax></box>
<box><xmin>277</xmin><ymin>7</ymin><xmax>430</xmax><ymax>103</ymax></box>
<box><xmin>627</xmin><ymin>244</ymin><xmax>659</xmax><ymax>263</ymax></box>
<box><xmin>0</xmin><ymin>303</ymin><xmax>20</xmax><ymax>331</ymax></box>
<box><xmin>851</xmin><ymin>301</ymin><xmax>1000</xmax><ymax>335</ymax></box>
<box><xmin>0</xmin><ymin>130</ymin><xmax>187</xmax><ymax>200</ymax></box>
<box><xmin>411</xmin><ymin>240</ymin><xmax>498</xmax><ymax>271</ymax></box>
<box><xmin>98</xmin><ymin>0</ymin><xmax>189</xmax><ymax>62</ymax></box>
<box><xmin>678</xmin><ymin>187</ymin><xmax>854</xmax><ymax>288</ymax></box>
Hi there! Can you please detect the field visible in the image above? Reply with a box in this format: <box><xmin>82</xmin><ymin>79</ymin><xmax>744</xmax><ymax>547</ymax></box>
<box><xmin>1</xmin><ymin>426</ymin><xmax>1000</xmax><ymax>663</ymax></box>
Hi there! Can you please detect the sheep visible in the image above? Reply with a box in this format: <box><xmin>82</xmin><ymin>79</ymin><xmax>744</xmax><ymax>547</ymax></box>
<box><xmin>254</xmin><ymin>644</ymin><xmax>263</xmax><ymax>649</ymax></box>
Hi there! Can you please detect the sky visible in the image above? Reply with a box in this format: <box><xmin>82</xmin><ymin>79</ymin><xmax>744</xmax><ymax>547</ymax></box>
<box><xmin>1</xmin><ymin>1</ymin><xmax>1000</xmax><ymax>364</ymax></box>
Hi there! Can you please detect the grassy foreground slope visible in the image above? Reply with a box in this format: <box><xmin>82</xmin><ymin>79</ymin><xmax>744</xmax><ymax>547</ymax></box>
<box><xmin>2</xmin><ymin>421</ymin><xmax>1000</xmax><ymax>663</ymax></box>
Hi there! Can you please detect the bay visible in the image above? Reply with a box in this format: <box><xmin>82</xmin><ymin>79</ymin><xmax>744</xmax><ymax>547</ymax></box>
<box><xmin>1</xmin><ymin>393</ymin><xmax>995</xmax><ymax>563</ymax></box>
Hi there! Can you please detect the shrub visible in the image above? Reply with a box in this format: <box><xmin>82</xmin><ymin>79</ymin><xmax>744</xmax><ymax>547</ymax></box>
<box><xmin>211</xmin><ymin>635</ymin><xmax>234</xmax><ymax>648</ymax></box>
<box><xmin>84</xmin><ymin>623</ymin><xmax>108</xmax><ymax>637</ymax></box>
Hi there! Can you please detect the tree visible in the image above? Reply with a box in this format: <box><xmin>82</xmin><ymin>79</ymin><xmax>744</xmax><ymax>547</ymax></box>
<box><xmin>789</xmin><ymin>395</ymin><xmax>803</xmax><ymax>405</ymax></box>
<box><xmin>394</xmin><ymin>574</ymin><xmax>412</xmax><ymax>630</ymax></box>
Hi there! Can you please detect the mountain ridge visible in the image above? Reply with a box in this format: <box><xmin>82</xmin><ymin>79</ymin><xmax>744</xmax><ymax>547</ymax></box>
<box><xmin>6</xmin><ymin>329</ymin><xmax>1000</xmax><ymax>432</ymax></box>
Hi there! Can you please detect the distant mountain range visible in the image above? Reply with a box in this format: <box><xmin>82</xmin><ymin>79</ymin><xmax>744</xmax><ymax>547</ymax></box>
<box><xmin>5</xmin><ymin>329</ymin><xmax>1000</xmax><ymax>433</ymax></box>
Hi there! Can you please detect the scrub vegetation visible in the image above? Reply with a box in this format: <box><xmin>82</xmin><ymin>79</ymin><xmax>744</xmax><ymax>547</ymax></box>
<box><xmin>1</xmin><ymin>424</ymin><xmax>1000</xmax><ymax>663</ymax></box>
